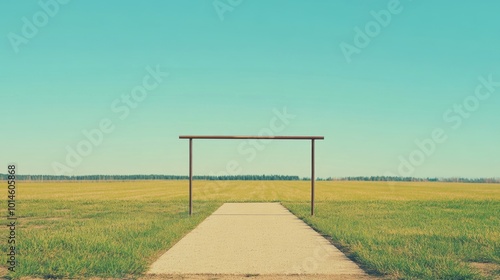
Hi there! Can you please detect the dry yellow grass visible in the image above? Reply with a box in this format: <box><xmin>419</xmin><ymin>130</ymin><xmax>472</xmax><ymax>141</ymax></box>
<box><xmin>20</xmin><ymin>180</ymin><xmax>500</xmax><ymax>201</ymax></box>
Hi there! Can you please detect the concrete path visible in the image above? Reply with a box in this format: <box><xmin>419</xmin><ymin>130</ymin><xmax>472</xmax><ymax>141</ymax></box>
<box><xmin>148</xmin><ymin>203</ymin><xmax>366</xmax><ymax>275</ymax></box>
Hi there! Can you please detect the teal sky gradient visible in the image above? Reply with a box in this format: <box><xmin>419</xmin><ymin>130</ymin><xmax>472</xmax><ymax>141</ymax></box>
<box><xmin>1</xmin><ymin>1</ymin><xmax>499</xmax><ymax>178</ymax></box>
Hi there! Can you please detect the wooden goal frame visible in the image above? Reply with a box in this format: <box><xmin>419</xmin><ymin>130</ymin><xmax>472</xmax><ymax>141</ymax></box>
<box><xmin>179</xmin><ymin>135</ymin><xmax>325</xmax><ymax>215</ymax></box>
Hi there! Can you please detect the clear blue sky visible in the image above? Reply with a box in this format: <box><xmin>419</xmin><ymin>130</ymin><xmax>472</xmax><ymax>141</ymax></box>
<box><xmin>1</xmin><ymin>0</ymin><xmax>499</xmax><ymax>178</ymax></box>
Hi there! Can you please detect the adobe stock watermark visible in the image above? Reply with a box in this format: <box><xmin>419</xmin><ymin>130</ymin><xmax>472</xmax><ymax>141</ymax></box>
<box><xmin>8</xmin><ymin>0</ymin><xmax>70</xmax><ymax>54</ymax></box>
<box><xmin>340</xmin><ymin>0</ymin><xmax>412</xmax><ymax>63</ymax></box>
<box><xmin>213</xmin><ymin>0</ymin><xmax>243</xmax><ymax>21</ymax></box>
<box><xmin>291</xmin><ymin>244</ymin><xmax>332</xmax><ymax>273</ymax></box>
<box><xmin>386</xmin><ymin>74</ymin><xmax>499</xmax><ymax>178</ymax></box>
<box><xmin>200</xmin><ymin>107</ymin><xmax>296</xmax><ymax>196</ymax></box>
<box><xmin>51</xmin><ymin>65</ymin><xmax>169</xmax><ymax>175</ymax></box>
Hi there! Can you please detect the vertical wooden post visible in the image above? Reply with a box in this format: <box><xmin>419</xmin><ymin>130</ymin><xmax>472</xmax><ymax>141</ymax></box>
<box><xmin>311</xmin><ymin>139</ymin><xmax>315</xmax><ymax>216</ymax></box>
<box><xmin>189</xmin><ymin>138</ymin><xmax>193</xmax><ymax>216</ymax></box>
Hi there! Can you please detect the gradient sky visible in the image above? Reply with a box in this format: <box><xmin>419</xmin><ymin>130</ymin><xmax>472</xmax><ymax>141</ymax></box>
<box><xmin>1</xmin><ymin>1</ymin><xmax>499</xmax><ymax>178</ymax></box>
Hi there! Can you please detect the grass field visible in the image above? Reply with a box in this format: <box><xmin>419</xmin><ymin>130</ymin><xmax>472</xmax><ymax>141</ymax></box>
<box><xmin>3</xmin><ymin>180</ymin><xmax>500</xmax><ymax>279</ymax></box>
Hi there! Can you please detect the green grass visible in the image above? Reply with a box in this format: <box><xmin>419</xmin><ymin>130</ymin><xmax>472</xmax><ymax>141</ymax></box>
<box><xmin>285</xmin><ymin>200</ymin><xmax>500</xmax><ymax>280</ymax></box>
<box><xmin>3</xmin><ymin>180</ymin><xmax>500</xmax><ymax>279</ymax></box>
<box><xmin>14</xmin><ymin>199</ymin><xmax>221</xmax><ymax>278</ymax></box>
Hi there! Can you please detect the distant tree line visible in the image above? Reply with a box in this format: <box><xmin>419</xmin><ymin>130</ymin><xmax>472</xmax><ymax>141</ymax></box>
<box><xmin>0</xmin><ymin>174</ymin><xmax>300</xmax><ymax>181</ymax></box>
<box><xmin>330</xmin><ymin>176</ymin><xmax>500</xmax><ymax>184</ymax></box>
<box><xmin>0</xmin><ymin>174</ymin><xmax>498</xmax><ymax>183</ymax></box>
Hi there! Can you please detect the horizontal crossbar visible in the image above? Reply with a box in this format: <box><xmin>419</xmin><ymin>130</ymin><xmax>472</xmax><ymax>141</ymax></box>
<box><xmin>179</xmin><ymin>135</ymin><xmax>325</xmax><ymax>140</ymax></box>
